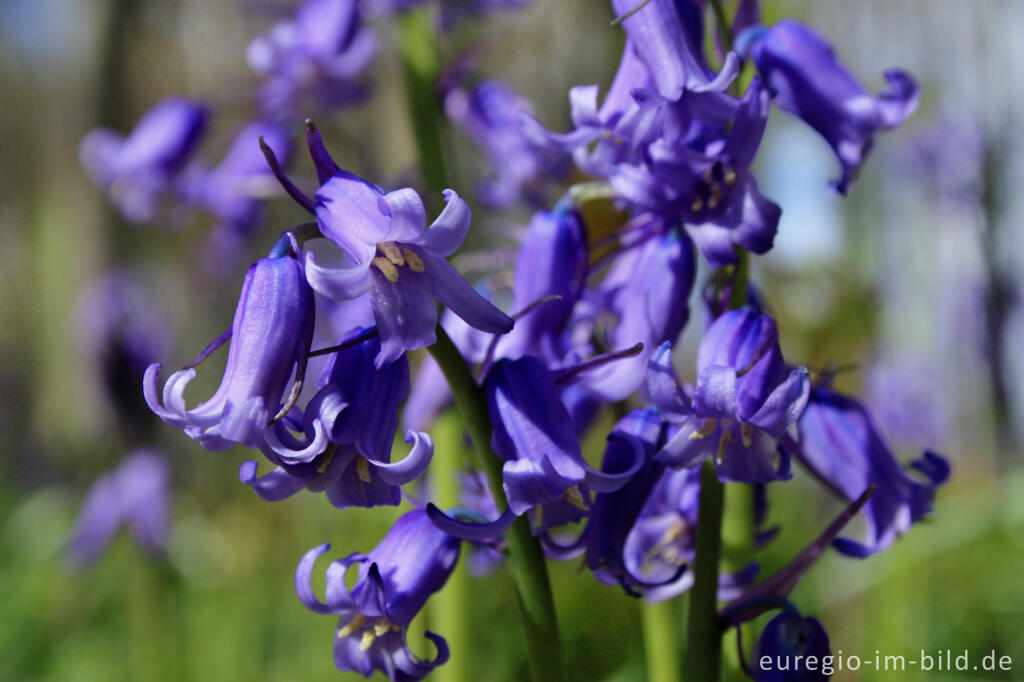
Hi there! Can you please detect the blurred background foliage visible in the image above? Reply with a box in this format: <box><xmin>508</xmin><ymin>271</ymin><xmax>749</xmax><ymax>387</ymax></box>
<box><xmin>1</xmin><ymin>0</ymin><xmax>1023</xmax><ymax>680</ymax></box>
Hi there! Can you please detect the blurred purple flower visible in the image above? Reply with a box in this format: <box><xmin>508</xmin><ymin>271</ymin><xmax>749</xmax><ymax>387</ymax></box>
<box><xmin>67</xmin><ymin>450</ymin><xmax>170</xmax><ymax>567</ymax></box>
<box><xmin>80</xmin><ymin>97</ymin><xmax>207</xmax><ymax>223</ymax></box>
<box><xmin>752</xmin><ymin>610</ymin><xmax>831</xmax><ymax>681</ymax></box>
<box><xmin>296</xmin><ymin>509</ymin><xmax>458</xmax><ymax>680</ymax></box>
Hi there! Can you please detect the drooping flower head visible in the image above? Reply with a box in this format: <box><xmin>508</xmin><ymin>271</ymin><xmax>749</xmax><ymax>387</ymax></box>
<box><xmin>741</xmin><ymin>19</ymin><xmax>919</xmax><ymax>193</ymax></box>
<box><xmin>794</xmin><ymin>385</ymin><xmax>950</xmax><ymax>557</ymax></box>
<box><xmin>145</xmin><ymin>252</ymin><xmax>315</xmax><ymax>451</ymax></box>
<box><xmin>275</xmin><ymin>123</ymin><xmax>513</xmax><ymax>366</ymax></box>
<box><xmin>650</xmin><ymin>307</ymin><xmax>810</xmax><ymax>482</ymax></box>
<box><xmin>247</xmin><ymin>0</ymin><xmax>377</xmax><ymax>117</ymax></box>
<box><xmin>80</xmin><ymin>97</ymin><xmax>207</xmax><ymax>223</ymax></box>
<box><xmin>67</xmin><ymin>450</ymin><xmax>170</xmax><ymax>567</ymax></box>
<box><xmin>296</xmin><ymin>509</ymin><xmax>459</xmax><ymax>680</ymax></box>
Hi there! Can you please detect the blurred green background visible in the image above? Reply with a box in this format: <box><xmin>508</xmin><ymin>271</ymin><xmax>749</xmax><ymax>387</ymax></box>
<box><xmin>1</xmin><ymin>0</ymin><xmax>1023</xmax><ymax>680</ymax></box>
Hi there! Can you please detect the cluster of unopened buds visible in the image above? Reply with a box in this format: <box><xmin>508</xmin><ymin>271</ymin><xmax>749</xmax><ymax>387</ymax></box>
<box><xmin>76</xmin><ymin>0</ymin><xmax>951</xmax><ymax>679</ymax></box>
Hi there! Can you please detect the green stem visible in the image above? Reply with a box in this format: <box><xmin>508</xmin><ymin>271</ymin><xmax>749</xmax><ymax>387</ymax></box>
<box><xmin>684</xmin><ymin>459</ymin><xmax>725</xmax><ymax>682</ymax></box>
<box><xmin>397</xmin><ymin>8</ymin><xmax>451</xmax><ymax>196</ymax></box>
<box><xmin>728</xmin><ymin>247</ymin><xmax>749</xmax><ymax>310</ymax></box>
<box><xmin>428</xmin><ymin>327</ymin><xmax>566</xmax><ymax>682</ymax></box>
<box><xmin>707</xmin><ymin>0</ymin><xmax>733</xmax><ymax>53</ymax></box>
<box><xmin>642</xmin><ymin>600</ymin><xmax>682</xmax><ymax>682</ymax></box>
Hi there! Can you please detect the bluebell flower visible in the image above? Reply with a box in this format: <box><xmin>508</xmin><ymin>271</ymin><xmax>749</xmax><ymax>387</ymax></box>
<box><xmin>243</xmin><ymin>327</ymin><xmax>433</xmax><ymax>507</ymax></box>
<box><xmin>794</xmin><ymin>386</ymin><xmax>950</xmax><ymax>557</ymax></box>
<box><xmin>296</xmin><ymin>509</ymin><xmax>458</xmax><ymax>680</ymax></box>
<box><xmin>444</xmin><ymin>79</ymin><xmax>567</xmax><ymax>207</ymax></box>
<box><xmin>67</xmin><ymin>450</ymin><xmax>170</xmax><ymax>567</ymax></box>
<box><xmin>752</xmin><ymin>610</ymin><xmax>831</xmax><ymax>681</ymax></box>
<box><xmin>247</xmin><ymin>0</ymin><xmax>377</xmax><ymax>117</ymax></box>
<box><xmin>145</xmin><ymin>253</ymin><xmax>316</xmax><ymax>451</ymax></box>
<box><xmin>583</xmin><ymin>222</ymin><xmax>696</xmax><ymax>400</ymax></box>
<box><xmin>281</xmin><ymin>124</ymin><xmax>514</xmax><ymax>367</ymax></box>
<box><xmin>80</xmin><ymin>97</ymin><xmax>207</xmax><ymax>223</ymax></box>
<box><xmin>649</xmin><ymin>308</ymin><xmax>810</xmax><ymax>483</ymax></box>
<box><xmin>742</xmin><ymin>19</ymin><xmax>919</xmax><ymax>193</ymax></box>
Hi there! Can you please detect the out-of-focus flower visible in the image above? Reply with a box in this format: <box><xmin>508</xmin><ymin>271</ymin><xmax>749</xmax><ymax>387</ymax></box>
<box><xmin>364</xmin><ymin>0</ymin><xmax>533</xmax><ymax>31</ymax></box>
<box><xmin>794</xmin><ymin>386</ymin><xmax>950</xmax><ymax>557</ymax></box>
<box><xmin>80</xmin><ymin>97</ymin><xmax>207</xmax><ymax>223</ymax></box>
<box><xmin>742</xmin><ymin>19</ymin><xmax>919</xmax><ymax>193</ymax></box>
<box><xmin>650</xmin><ymin>308</ymin><xmax>810</xmax><ymax>483</ymax></box>
<box><xmin>444</xmin><ymin>79</ymin><xmax>567</xmax><ymax>207</ymax></box>
<box><xmin>286</xmin><ymin>124</ymin><xmax>513</xmax><ymax>366</ymax></box>
<box><xmin>67</xmin><ymin>450</ymin><xmax>170</xmax><ymax>567</ymax></box>
<box><xmin>144</xmin><ymin>253</ymin><xmax>316</xmax><ymax>451</ymax></box>
<box><xmin>296</xmin><ymin>509</ymin><xmax>458</xmax><ymax>680</ymax></box>
<box><xmin>247</xmin><ymin>0</ymin><xmax>377</xmax><ymax>117</ymax></box>
<box><xmin>752</xmin><ymin>610</ymin><xmax>831</xmax><ymax>681</ymax></box>
<box><xmin>863</xmin><ymin>355</ymin><xmax>948</xmax><ymax>450</ymax></box>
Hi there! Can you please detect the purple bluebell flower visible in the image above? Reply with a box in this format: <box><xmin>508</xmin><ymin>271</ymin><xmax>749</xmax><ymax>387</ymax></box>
<box><xmin>241</xmin><ymin>328</ymin><xmax>433</xmax><ymax>507</ymax></box>
<box><xmin>287</xmin><ymin>125</ymin><xmax>513</xmax><ymax>366</ymax></box>
<box><xmin>246</xmin><ymin>0</ymin><xmax>377</xmax><ymax>117</ymax></box>
<box><xmin>649</xmin><ymin>308</ymin><xmax>810</xmax><ymax>483</ymax></box>
<box><xmin>67</xmin><ymin>450</ymin><xmax>170</xmax><ymax>567</ymax></box>
<box><xmin>742</xmin><ymin>19</ymin><xmax>919</xmax><ymax>193</ymax></box>
<box><xmin>752</xmin><ymin>611</ymin><xmax>831</xmax><ymax>681</ymax></box>
<box><xmin>444</xmin><ymin>79</ymin><xmax>567</xmax><ymax>207</ymax></box>
<box><xmin>486</xmin><ymin>356</ymin><xmax>643</xmax><ymax>532</ymax></box>
<box><xmin>296</xmin><ymin>509</ymin><xmax>457</xmax><ymax>680</ymax></box>
<box><xmin>793</xmin><ymin>386</ymin><xmax>950</xmax><ymax>557</ymax></box>
<box><xmin>144</xmin><ymin>253</ymin><xmax>316</xmax><ymax>451</ymax></box>
<box><xmin>80</xmin><ymin>97</ymin><xmax>207</xmax><ymax>223</ymax></box>
<box><xmin>583</xmin><ymin>222</ymin><xmax>696</xmax><ymax>400</ymax></box>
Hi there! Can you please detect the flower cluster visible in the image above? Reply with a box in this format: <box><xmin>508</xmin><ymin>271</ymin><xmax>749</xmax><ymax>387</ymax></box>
<box><xmin>77</xmin><ymin>0</ymin><xmax>952</xmax><ymax>679</ymax></box>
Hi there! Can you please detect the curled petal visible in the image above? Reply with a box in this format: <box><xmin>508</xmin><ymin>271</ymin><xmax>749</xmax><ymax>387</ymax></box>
<box><xmin>419</xmin><ymin>251</ymin><xmax>514</xmax><ymax>334</ymax></box>
<box><xmin>218</xmin><ymin>397</ymin><xmax>269</xmax><ymax>448</ymax></box>
<box><xmin>377</xmin><ymin>188</ymin><xmax>426</xmax><ymax>243</ymax></box>
<box><xmin>540</xmin><ymin>529</ymin><xmax>586</xmax><ymax>560</ymax></box>
<box><xmin>415</xmin><ymin>189</ymin><xmax>471</xmax><ymax>258</ymax></box>
<box><xmin>583</xmin><ymin>432</ymin><xmax>646</xmax><ymax>493</ymax></box>
<box><xmin>371</xmin><ymin>431</ymin><xmax>434</xmax><ymax>486</ymax></box>
<box><xmin>425</xmin><ymin>503</ymin><xmax>517</xmax><ymax>541</ymax></box>
<box><xmin>568</xmin><ymin>84</ymin><xmax>601</xmax><ymax>128</ymax></box>
<box><xmin>239</xmin><ymin>461</ymin><xmax>305</xmax><ymax>502</ymax></box>
<box><xmin>392</xmin><ymin>631</ymin><xmax>450</xmax><ymax>681</ymax></box>
<box><xmin>745</xmin><ymin>367</ymin><xmax>811</xmax><ymax>437</ymax></box>
<box><xmin>519</xmin><ymin>110</ymin><xmax>600</xmax><ymax>152</ymax></box>
<box><xmin>501</xmin><ymin>455</ymin><xmax>576</xmax><ymax>516</ymax></box>
<box><xmin>144</xmin><ymin>364</ymin><xmax>187</xmax><ymax>426</ymax></box>
<box><xmin>295</xmin><ymin>543</ymin><xmax>335</xmax><ymax>614</ymax></box>
<box><xmin>656</xmin><ymin>418</ymin><xmax>711</xmax><ymax>469</ymax></box>
<box><xmin>646</xmin><ymin>342</ymin><xmax>691</xmax><ymax>418</ymax></box>
<box><xmin>305</xmin><ymin>252</ymin><xmax>373</xmax><ymax>300</ymax></box>
<box><xmin>325</xmin><ymin>552</ymin><xmax>368</xmax><ymax>611</ymax></box>
<box><xmin>263</xmin><ymin>417</ymin><xmax>328</xmax><ymax>464</ymax></box>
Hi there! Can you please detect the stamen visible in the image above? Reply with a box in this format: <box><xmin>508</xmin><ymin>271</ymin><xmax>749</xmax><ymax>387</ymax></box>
<box><xmin>708</xmin><ymin>184</ymin><xmax>722</xmax><ymax>210</ymax></box>
<box><xmin>741</xmin><ymin>422</ymin><xmax>755</xmax><ymax>448</ymax></box>
<box><xmin>716</xmin><ymin>429</ymin><xmax>734</xmax><ymax>465</ymax></box>
<box><xmin>356</xmin><ymin>457</ymin><xmax>372</xmax><ymax>483</ymax></box>
<box><xmin>690</xmin><ymin>418</ymin><xmax>718</xmax><ymax>440</ymax></box>
<box><xmin>565</xmin><ymin>486</ymin><xmax>588</xmax><ymax>511</ymax></box>
<box><xmin>378</xmin><ymin>242</ymin><xmax>405</xmax><ymax>266</ymax></box>
<box><xmin>373</xmin><ymin>618</ymin><xmax>393</xmax><ymax>636</ymax></box>
<box><xmin>401</xmin><ymin>247</ymin><xmax>425</xmax><ymax>272</ymax></box>
<box><xmin>690</xmin><ymin>198</ymin><xmax>704</xmax><ymax>213</ymax></box>
<box><xmin>337</xmin><ymin>614</ymin><xmax>365</xmax><ymax>639</ymax></box>
<box><xmin>723</xmin><ymin>166</ymin><xmax>737</xmax><ymax>186</ymax></box>
<box><xmin>359</xmin><ymin>630</ymin><xmax>376</xmax><ymax>651</ymax></box>
<box><xmin>373</xmin><ymin>257</ymin><xmax>400</xmax><ymax>282</ymax></box>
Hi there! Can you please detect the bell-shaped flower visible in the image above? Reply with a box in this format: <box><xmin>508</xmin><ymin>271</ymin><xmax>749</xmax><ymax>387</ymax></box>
<box><xmin>444</xmin><ymin>79</ymin><xmax>567</xmax><ymax>207</ymax></box>
<box><xmin>794</xmin><ymin>386</ymin><xmax>950</xmax><ymax>557</ymax></box>
<box><xmin>296</xmin><ymin>509</ymin><xmax>458</xmax><ymax>680</ymax></box>
<box><xmin>67</xmin><ymin>450</ymin><xmax>170</xmax><ymax>567</ymax></box>
<box><xmin>144</xmin><ymin>253</ymin><xmax>315</xmax><ymax>451</ymax></box>
<box><xmin>283</xmin><ymin>125</ymin><xmax>513</xmax><ymax>366</ymax></box>
<box><xmin>80</xmin><ymin>97</ymin><xmax>207</xmax><ymax>223</ymax></box>
<box><xmin>752</xmin><ymin>610</ymin><xmax>831</xmax><ymax>682</ymax></box>
<box><xmin>650</xmin><ymin>307</ymin><xmax>810</xmax><ymax>483</ymax></box>
<box><xmin>246</xmin><ymin>0</ymin><xmax>377</xmax><ymax>117</ymax></box>
<box><xmin>241</xmin><ymin>327</ymin><xmax>433</xmax><ymax>507</ymax></box>
<box><xmin>742</xmin><ymin>19</ymin><xmax>918</xmax><ymax>193</ymax></box>
<box><xmin>583</xmin><ymin>222</ymin><xmax>696</xmax><ymax>400</ymax></box>
<box><xmin>485</xmin><ymin>356</ymin><xmax>643</xmax><ymax>533</ymax></box>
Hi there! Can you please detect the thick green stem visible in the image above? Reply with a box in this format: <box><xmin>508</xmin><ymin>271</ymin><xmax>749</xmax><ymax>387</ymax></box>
<box><xmin>428</xmin><ymin>327</ymin><xmax>566</xmax><ymax>682</ymax></box>
<box><xmin>397</xmin><ymin>8</ymin><xmax>451</xmax><ymax>196</ymax></box>
<box><xmin>684</xmin><ymin>459</ymin><xmax>725</xmax><ymax>682</ymax></box>
<box><xmin>642</xmin><ymin>600</ymin><xmax>682</xmax><ymax>682</ymax></box>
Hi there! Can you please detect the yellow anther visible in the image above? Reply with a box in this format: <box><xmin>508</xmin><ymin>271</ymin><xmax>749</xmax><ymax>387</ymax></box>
<box><xmin>532</xmin><ymin>504</ymin><xmax>544</xmax><ymax>528</ymax></box>
<box><xmin>337</xmin><ymin>614</ymin><xmax>365</xmax><ymax>639</ymax></box>
<box><xmin>662</xmin><ymin>546</ymin><xmax>683</xmax><ymax>565</ymax></box>
<box><xmin>690</xmin><ymin>198</ymin><xmax>704</xmax><ymax>213</ymax></box>
<box><xmin>317</xmin><ymin>449</ymin><xmax>336</xmax><ymax>474</ymax></box>
<box><xmin>373</xmin><ymin>257</ymin><xmax>400</xmax><ymax>282</ymax></box>
<box><xmin>401</xmin><ymin>247</ymin><xmax>425</xmax><ymax>272</ymax></box>
<box><xmin>723</xmin><ymin>166</ymin><xmax>737</xmax><ymax>186</ymax></box>
<box><xmin>708</xmin><ymin>185</ymin><xmax>722</xmax><ymax>210</ymax></box>
<box><xmin>690</xmin><ymin>418</ymin><xmax>717</xmax><ymax>440</ymax></box>
<box><xmin>646</xmin><ymin>519</ymin><xmax>687</xmax><ymax>560</ymax></box>
<box><xmin>565</xmin><ymin>485</ymin><xmax>588</xmax><ymax>511</ymax></box>
<box><xmin>716</xmin><ymin>429</ymin><xmax>734</xmax><ymax>465</ymax></box>
<box><xmin>359</xmin><ymin>630</ymin><xmax>376</xmax><ymax>651</ymax></box>
<box><xmin>741</xmin><ymin>422</ymin><xmax>755</xmax><ymax>448</ymax></box>
<box><xmin>356</xmin><ymin>456</ymin><xmax>372</xmax><ymax>483</ymax></box>
<box><xmin>378</xmin><ymin>241</ymin><xmax>405</xmax><ymax>266</ymax></box>
<box><xmin>374</xmin><ymin>618</ymin><xmax>394</xmax><ymax>636</ymax></box>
